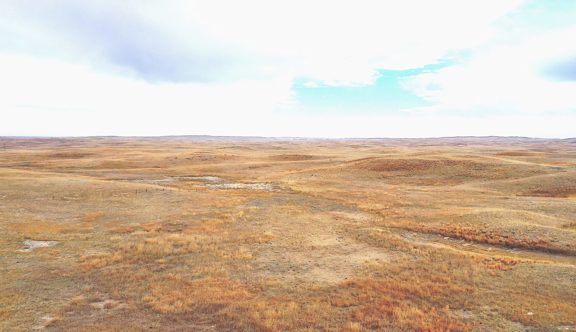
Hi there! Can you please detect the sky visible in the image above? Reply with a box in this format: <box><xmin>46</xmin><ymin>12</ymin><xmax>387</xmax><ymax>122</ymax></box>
<box><xmin>0</xmin><ymin>0</ymin><xmax>575</xmax><ymax>138</ymax></box>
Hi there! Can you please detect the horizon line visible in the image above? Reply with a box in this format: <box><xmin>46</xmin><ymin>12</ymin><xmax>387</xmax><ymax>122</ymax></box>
<box><xmin>0</xmin><ymin>134</ymin><xmax>574</xmax><ymax>140</ymax></box>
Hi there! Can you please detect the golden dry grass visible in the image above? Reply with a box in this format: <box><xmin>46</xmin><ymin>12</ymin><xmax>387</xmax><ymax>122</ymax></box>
<box><xmin>0</xmin><ymin>136</ymin><xmax>575</xmax><ymax>331</ymax></box>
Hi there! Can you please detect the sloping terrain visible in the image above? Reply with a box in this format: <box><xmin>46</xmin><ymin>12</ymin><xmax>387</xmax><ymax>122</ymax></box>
<box><xmin>0</xmin><ymin>137</ymin><xmax>575</xmax><ymax>331</ymax></box>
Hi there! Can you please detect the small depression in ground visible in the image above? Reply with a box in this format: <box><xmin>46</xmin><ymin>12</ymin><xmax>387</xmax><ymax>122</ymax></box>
<box><xmin>20</xmin><ymin>240</ymin><xmax>58</xmax><ymax>252</ymax></box>
<box><xmin>132</xmin><ymin>175</ymin><xmax>222</xmax><ymax>184</ymax></box>
<box><xmin>207</xmin><ymin>183</ymin><xmax>274</xmax><ymax>191</ymax></box>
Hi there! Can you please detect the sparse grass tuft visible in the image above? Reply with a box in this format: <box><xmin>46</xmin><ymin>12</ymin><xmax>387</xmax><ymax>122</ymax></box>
<box><xmin>143</xmin><ymin>276</ymin><xmax>250</xmax><ymax>314</ymax></box>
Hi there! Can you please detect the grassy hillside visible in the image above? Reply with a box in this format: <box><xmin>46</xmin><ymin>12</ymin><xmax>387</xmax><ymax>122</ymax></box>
<box><xmin>1</xmin><ymin>137</ymin><xmax>575</xmax><ymax>331</ymax></box>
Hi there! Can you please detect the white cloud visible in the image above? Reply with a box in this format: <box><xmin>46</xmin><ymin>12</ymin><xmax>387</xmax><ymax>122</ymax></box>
<box><xmin>0</xmin><ymin>0</ymin><xmax>522</xmax><ymax>85</ymax></box>
<box><xmin>2</xmin><ymin>55</ymin><xmax>573</xmax><ymax>138</ymax></box>
<box><xmin>402</xmin><ymin>27</ymin><xmax>576</xmax><ymax>114</ymax></box>
<box><xmin>177</xmin><ymin>0</ymin><xmax>523</xmax><ymax>85</ymax></box>
<box><xmin>1</xmin><ymin>0</ymin><xmax>575</xmax><ymax>137</ymax></box>
<box><xmin>0</xmin><ymin>55</ymin><xmax>294</xmax><ymax>136</ymax></box>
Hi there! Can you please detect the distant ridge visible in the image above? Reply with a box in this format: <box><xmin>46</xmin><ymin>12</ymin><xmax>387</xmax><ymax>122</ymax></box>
<box><xmin>0</xmin><ymin>135</ymin><xmax>571</xmax><ymax>141</ymax></box>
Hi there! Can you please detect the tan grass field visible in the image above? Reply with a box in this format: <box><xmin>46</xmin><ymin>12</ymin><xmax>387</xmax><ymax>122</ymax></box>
<box><xmin>1</xmin><ymin>136</ymin><xmax>575</xmax><ymax>331</ymax></box>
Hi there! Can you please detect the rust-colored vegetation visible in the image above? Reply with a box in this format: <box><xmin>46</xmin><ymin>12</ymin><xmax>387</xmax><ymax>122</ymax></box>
<box><xmin>1</xmin><ymin>137</ymin><xmax>575</xmax><ymax>331</ymax></box>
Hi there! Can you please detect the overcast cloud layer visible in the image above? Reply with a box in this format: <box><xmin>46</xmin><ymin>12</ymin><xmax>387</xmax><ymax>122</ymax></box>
<box><xmin>1</xmin><ymin>0</ymin><xmax>575</xmax><ymax>137</ymax></box>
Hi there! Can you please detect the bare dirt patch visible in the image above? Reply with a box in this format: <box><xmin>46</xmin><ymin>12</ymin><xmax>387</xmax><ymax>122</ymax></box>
<box><xmin>176</xmin><ymin>176</ymin><xmax>221</xmax><ymax>182</ymax></box>
<box><xmin>207</xmin><ymin>183</ymin><xmax>274</xmax><ymax>191</ymax></box>
<box><xmin>20</xmin><ymin>240</ymin><xmax>59</xmax><ymax>252</ymax></box>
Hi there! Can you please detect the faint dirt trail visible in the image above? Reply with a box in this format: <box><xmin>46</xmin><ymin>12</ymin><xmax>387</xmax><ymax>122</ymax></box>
<box><xmin>238</xmin><ymin>179</ymin><xmax>576</xmax><ymax>288</ymax></box>
<box><xmin>242</xmin><ymin>186</ymin><xmax>576</xmax><ymax>281</ymax></box>
<box><xmin>397</xmin><ymin>230</ymin><xmax>576</xmax><ymax>267</ymax></box>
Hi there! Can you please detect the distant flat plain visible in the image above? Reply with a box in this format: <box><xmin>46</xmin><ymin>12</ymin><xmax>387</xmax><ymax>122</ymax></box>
<box><xmin>1</xmin><ymin>136</ymin><xmax>575</xmax><ymax>331</ymax></box>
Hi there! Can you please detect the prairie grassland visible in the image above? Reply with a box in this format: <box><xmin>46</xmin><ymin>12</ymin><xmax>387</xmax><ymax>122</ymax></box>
<box><xmin>0</xmin><ymin>137</ymin><xmax>575</xmax><ymax>331</ymax></box>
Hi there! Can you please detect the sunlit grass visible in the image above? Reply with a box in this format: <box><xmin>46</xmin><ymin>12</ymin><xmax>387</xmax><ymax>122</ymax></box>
<box><xmin>1</xmin><ymin>138</ymin><xmax>575</xmax><ymax>331</ymax></box>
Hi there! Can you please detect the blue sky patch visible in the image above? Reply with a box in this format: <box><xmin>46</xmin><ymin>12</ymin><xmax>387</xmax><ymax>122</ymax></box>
<box><xmin>292</xmin><ymin>62</ymin><xmax>452</xmax><ymax>114</ymax></box>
